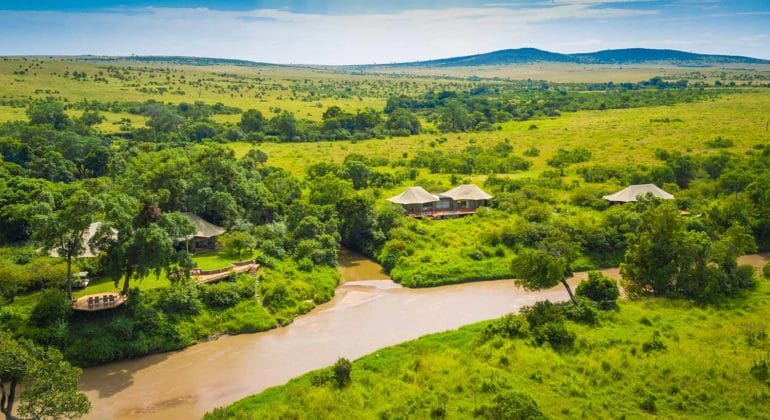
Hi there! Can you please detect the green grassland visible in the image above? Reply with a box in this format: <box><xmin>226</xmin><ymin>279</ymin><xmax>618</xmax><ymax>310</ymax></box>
<box><xmin>361</xmin><ymin>62</ymin><xmax>770</xmax><ymax>83</ymax></box>
<box><xmin>210</xmin><ymin>276</ymin><xmax>770</xmax><ymax>419</ymax></box>
<box><xmin>235</xmin><ymin>91</ymin><xmax>770</xmax><ymax>177</ymax></box>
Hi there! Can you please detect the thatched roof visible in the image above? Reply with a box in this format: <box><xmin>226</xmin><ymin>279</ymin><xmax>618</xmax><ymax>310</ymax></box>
<box><xmin>387</xmin><ymin>187</ymin><xmax>440</xmax><ymax>205</ymax></box>
<box><xmin>181</xmin><ymin>212</ymin><xmax>226</xmax><ymax>239</ymax></box>
<box><xmin>440</xmin><ymin>184</ymin><xmax>493</xmax><ymax>201</ymax></box>
<box><xmin>49</xmin><ymin>222</ymin><xmax>114</xmax><ymax>258</ymax></box>
<box><xmin>602</xmin><ymin>184</ymin><xmax>674</xmax><ymax>203</ymax></box>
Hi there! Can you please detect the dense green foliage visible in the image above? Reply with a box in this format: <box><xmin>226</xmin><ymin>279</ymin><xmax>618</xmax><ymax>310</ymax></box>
<box><xmin>2</xmin><ymin>58</ymin><xmax>770</xmax><ymax>374</ymax></box>
<box><xmin>208</xmin><ymin>279</ymin><xmax>770</xmax><ymax>418</ymax></box>
<box><xmin>576</xmin><ymin>271</ymin><xmax>620</xmax><ymax>310</ymax></box>
<box><xmin>621</xmin><ymin>203</ymin><xmax>757</xmax><ymax>303</ymax></box>
<box><xmin>0</xmin><ymin>331</ymin><xmax>90</xmax><ymax>419</ymax></box>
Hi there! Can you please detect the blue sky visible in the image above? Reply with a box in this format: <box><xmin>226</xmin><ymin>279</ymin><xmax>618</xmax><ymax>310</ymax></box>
<box><xmin>1</xmin><ymin>1</ymin><xmax>768</xmax><ymax>64</ymax></box>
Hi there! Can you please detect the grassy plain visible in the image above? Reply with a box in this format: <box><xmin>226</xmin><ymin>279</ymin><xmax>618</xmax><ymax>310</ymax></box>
<box><xmin>233</xmin><ymin>91</ymin><xmax>770</xmax><ymax>178</ymax></box>
<box><xmin>360</xmin><ymin>62</ymin><xmax>770</xmax><ymax>83</ymax></box>
<box><xmin>211</xmin><ymin>270</ymin><xmax>770</xmax><ymax>419</ymax></box>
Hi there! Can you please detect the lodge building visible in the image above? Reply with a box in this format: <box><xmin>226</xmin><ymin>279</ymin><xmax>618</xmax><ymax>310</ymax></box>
<box><xmin>387</xmin><ymin>184</ymin><xmax>493</xmax><ymax>219</ymax></box>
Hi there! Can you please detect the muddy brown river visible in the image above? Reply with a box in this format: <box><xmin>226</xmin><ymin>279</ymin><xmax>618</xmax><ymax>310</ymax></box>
<box><xmin>78</xmin><ymin>252</ymin><xmax>769</xmax><ymax>419</ymax></box>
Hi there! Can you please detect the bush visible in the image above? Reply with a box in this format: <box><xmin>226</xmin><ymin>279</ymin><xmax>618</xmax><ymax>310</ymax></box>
<box><xmin>159</xmin><ymin>282</ymin><xmax>202</xmax><ymax>315</ymax></box>
<box><xmin>763</xmin><ymin>262</ymin><xmax>770</xmax><ymax>280</ymax></box>
<box><xmin>482</xmin><ymin>314</ymin><xmax>527</xmax><ymax>340</ymax></box>
<box><xmin>309</xmin><ymin>358</ymin><xmax>352</xmax><ymax>388</ymax></box>
<box><xmin>750</xmin><ymin>357</ymin><xmax>769</xmax><ymax>383</ymax></box>
<box><xmin>332</xmin><ymin>358</ymin><xmax>352</xmax><ymax>388</ymax></box>
<box><xmin>576</xmin><ymin>271</ymin><xmax>620</xmax><ymax>310</ymax></box>
<box><xmin>30</xmin><ymin>289</ymin><xmax>72</xmax><ymax>326</ymax></box>
<box><xmin>642</xmin><ymin>332</ymin><xmax>667</xmax><ymax>353</ymax></box>
<box><xmin>522</xmin><ymin>301</ymin><xmax>564</xmax><ymax>328</ymax></box>
<box><xmin>565</xmin><ymin>301</ymin><xmax>599</xmax><ymax>325</ymax></box>
<box><xmin>533</xmin><ymin>322</ymin><xmax>576</xmax><ymax>352</ymax></box>
<box><xmin>202</xmin><ymin>282</ymin><xmax>242</xmax><ymax>308</ymax></box>
<box><xmin>475</xmin><ymin>391</ymin><xmax>545</xmax><ymax>419</ymax></box>
<box><xmin>28</xmin><ymin>261</ymin><xmax>68</xmax><ymax>290</ymax></box>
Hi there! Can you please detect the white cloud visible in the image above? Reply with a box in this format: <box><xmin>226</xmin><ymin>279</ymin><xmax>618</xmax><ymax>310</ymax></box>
<box><xmin>0</xmin><ymin>1</ymin><xmax>767</xmax><ymax>63</ymax></box>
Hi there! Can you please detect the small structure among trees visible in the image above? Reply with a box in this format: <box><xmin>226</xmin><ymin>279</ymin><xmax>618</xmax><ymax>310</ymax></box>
<box><xmin>178</xmin><ymin>212</ymin><xmax>226</xmax><ymax>251</ymax></box>
<box><xmin>387</xmin><ymin>184</ymin><xmax>493</xmax><ymax>219</ymax></box>
<box><xmin>602</xmin><ymin>184</ymin><xmax>674</xmax><ymax>203</ymax></box>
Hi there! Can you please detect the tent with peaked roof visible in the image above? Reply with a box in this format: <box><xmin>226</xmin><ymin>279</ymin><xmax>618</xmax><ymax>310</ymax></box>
<box><xmin>602</xmin><ymin>184</ymin><xmax>674</xmax><ymax>203</ymax></box>
<box><xmin>387</xmin><ymin>186</ymin><xmax>440</xmax><ymax>215</ymax></box>
<box><xmin>179</xmin><ymin>212</ymin><xmax>226</xmax><ymax>250</ymax></box>
<box><xmin>387</xmin><ymin>187</ymin><xmax>440</xmax><ymax>205</ymax></box>
<box><xmin>440</xmin><ymin>184</ymin><xmax>493</xmax><ymax>201</ymax></box>
<box><xmin>49</xmin><ymin>222</ymin><xmax>115</xmax><ymax>258</ymax></box>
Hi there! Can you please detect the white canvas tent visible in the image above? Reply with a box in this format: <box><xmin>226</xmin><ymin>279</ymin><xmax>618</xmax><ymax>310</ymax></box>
<box><xmin>602</xmin><ymin>184</ymin><xmax>674</xmax><ymax>203</ymax></box>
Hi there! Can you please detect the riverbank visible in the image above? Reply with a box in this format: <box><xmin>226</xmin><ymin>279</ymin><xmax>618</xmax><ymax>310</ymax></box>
<box><xmin>77</xmin><ymin>253</ymin><xmax>768</xmax><ymax>419</ymax></box>
<box><xmin>210</xmin><ymin>254</ymin><xmax>770</xmax><ymax>419</ymax></box>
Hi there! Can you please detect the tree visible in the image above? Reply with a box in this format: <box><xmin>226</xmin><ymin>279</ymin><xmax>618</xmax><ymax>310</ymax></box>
<box><xmin>621</xmin><ymin>203</ymin><xmax>707</xmax><ymax>297</ymax></box>
<box><xmin>439</xmin><ymin>100</ymin><xmax>470</xmax><ymax>132</ymax></box>
<box><xmin>33</xmin><ymin>188</ymin><xmax>102</xmax><ymax>300</ymax></box>
<box><xmin>385</xmin><ymin>108</ymin><xmax>421</xmax><ymax>135</ymax></box>
<box><xmin>219</xmin><ymin>231</ymin><xmax>256</xmax><ymax>259</ymax></box>
<box><xmin>0</xmin><ymin>332</ymin><xmax>90</xmax><ymax>420</ymax></box>
<box><xmin>576</xmin><ymin>271</ymin><xmax>620</xmax><ymax>310</ymax></box>
<box><xmin>144</xmin><ymin>104</ymin><xmax>184</xmax><ymax>134</ymax></box>
<box><xmin>511</xmin><ymin>249</ymin><xmax>578</xmax><ymax>305</ymax></box>
<box><xmin>26</xmin><ymin>100</ymin><xmax>70</xmax><ymax>130</ymax></box>
<box><xmin>621</xmin><ymin>203</ymin><xmax>755</xmax><ymax>302</ymax></box>
<box><xmin>239</xmin><ymin>109</ymin><xmax>267</xmax><ymax>133</ymax></box>
<box><xmin>79</xmin><ymin>110</ymin><xmax>105</xmax><ymax>127</ymax></box>
<box><xmin>93</xmin><ymin>198</ymin><xmax>191</xmax><ymax>295</ymax></box>
<box><xmin>267</xmin><ymin>111</ymin><xmax>300</xmax><ymax>141</ymax></box>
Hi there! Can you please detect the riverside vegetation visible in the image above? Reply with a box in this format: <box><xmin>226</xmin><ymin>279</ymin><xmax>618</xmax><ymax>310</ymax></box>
<box><xmin>1</xmin><ymin>57</ymin><xmax>770</xmax><ymax>418</ymax></box>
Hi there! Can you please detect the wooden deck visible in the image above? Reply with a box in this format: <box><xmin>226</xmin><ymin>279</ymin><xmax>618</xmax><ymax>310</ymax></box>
<box><xmin>406</xmin><ymin>208</ymin><xmax>478</xmax><ymax>219</ymax></box>
<box><xmin>194</xmin><ymin>261</ymin><xmax>260</xmax><ymax>284</ymax></box>
<box><xmin>72</xmin><ymin>292</ymin><xmax>127</xmax><ymax>312</ymax></box>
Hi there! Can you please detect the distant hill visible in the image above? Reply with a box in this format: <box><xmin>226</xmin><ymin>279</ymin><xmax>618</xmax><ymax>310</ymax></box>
<box><xmin>375</xmin><ymin>48</ymin><xmax>770</xmax><ymax>67</ymax></box>
<box><xmin>62</xmin><ymin>48</ymin><xmax>769</xmax><ymax>68</ymax></box>
<box><xmin>81</xmin><ymin>55</ymin><xmax>276</xmax><ymax>67</ymax></box>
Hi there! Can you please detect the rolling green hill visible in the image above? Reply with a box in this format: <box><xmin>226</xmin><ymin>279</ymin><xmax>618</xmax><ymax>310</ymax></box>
<box><xmin>372</xmin><ymin>47</ymin><xmax>770</xmax><ymax>68</ymax></box>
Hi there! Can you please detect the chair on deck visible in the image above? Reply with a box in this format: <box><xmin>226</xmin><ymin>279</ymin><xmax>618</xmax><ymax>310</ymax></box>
<box><xmin>87</xmin><ymin>296</ymin><xmax>94</xmax><ymax>308</ymax></box>
<box><xmin>108</xmin><ymin>295</ymin><xmax>116</xmax><ymax>305</ymax></box>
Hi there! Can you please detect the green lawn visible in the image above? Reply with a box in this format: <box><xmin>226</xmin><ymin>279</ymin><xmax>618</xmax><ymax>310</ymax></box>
<box><xmin>194</xmin><ymin>249</ymin><xmax>259</xmax><ymax>271</ymax></box>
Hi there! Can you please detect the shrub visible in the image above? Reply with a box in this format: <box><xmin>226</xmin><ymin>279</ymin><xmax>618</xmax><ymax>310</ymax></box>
<box><xmin>482</xmin><ymin>314</ymin><xmax>527</xmax><ymax>340</ymax></box>
<box><xmin>309</xmin><ymin>358</ymin><xmax>352</xmax><ymax>388</ymax></box>
<box><xmin>202</xmin><ymin>282</ymin><xmax>242</xmax><ymax>308</ymax></box>
<box><xmin>576</xmin><ymin>271</ymin><xmax>620</xmax><ymax>310</ymax></box>
<box><xmin>565</xmin><ymin>301</ymin><xmax>599</xmax><ymax>325</ymax></box>
<box><xmin>332</xmin><ymin>358</ymin><xmax>353</xmax><ymax>388</ymax></box>
<box><xmin>533</xmin><ymin>322</ymin><xmax>576</xmax><ymax>352</ymax></box>
<box><xmin>28</xmin><ymin>261</ymin><xmax>68</xmax><ymax>290</ymax></box>
<box><xmin>763</xmin><ymin>262</ymin><xmax>770</xmax><ymax>280</ymax></box>
<box><xmin>522</xmin><ymin>301</ymin><xmax>564</xmax><ymax>328</ymax></box>
<box><xmin>30</xmin><ymin>289</ymin><xmax>72</xmax><ymax>326</ymax></box>
<box><xmin>640</xmin><ymin>394</ymin><xmax>657</xmax><ymax>413</ymax></box>
<box><xmin>475</xmin><ymin>391</ymin><xmax>545</xmax><ymax>419</ymax></box>
<box><xmin>642</xmin><ymin>331</ymin><xmax>667</xmax><ymax>353</ymax></box>
<box><xmin>705</xmin><ymin>136</ymin><xmax>734</xmax><ymax>148</ymax></box>
<box><xmin>750</xmin><ymin>357</ymin><xmax>769</xmax><ymax>383</ymax></box>
<box><xmin>159</xmin><ymin>281</ymin><xmax>202</xmax><ymax>315</ymax></box>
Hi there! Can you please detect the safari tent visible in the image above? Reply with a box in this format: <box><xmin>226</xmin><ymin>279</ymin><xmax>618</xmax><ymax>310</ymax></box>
<box><xmin>49</xmin><ymin>222</ymin><xmax>113</xmax><ymax>258</ymax></box>
<box><xmin>387</xmin><ymin>186</ymin><xmax>440</xmax><ymax>215</ymax></box>
<box><xmin>388</xmin><ymin>184</ymin><xmax>493</xmax><ymax>218</ymax></box>
<box><xmin>602</xmin><ymin>184</ymin><xmax>674</xmax><ymax>203</ymax></box>
<box><xmin>179</xmin><ymin>212</ymin><xmax>226</xmax><ymax>251</ymax></box>
<box><xmin>440</xmin><ymin>184</ymin><xmax>494</xmax><ymax>210</ymax></box>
